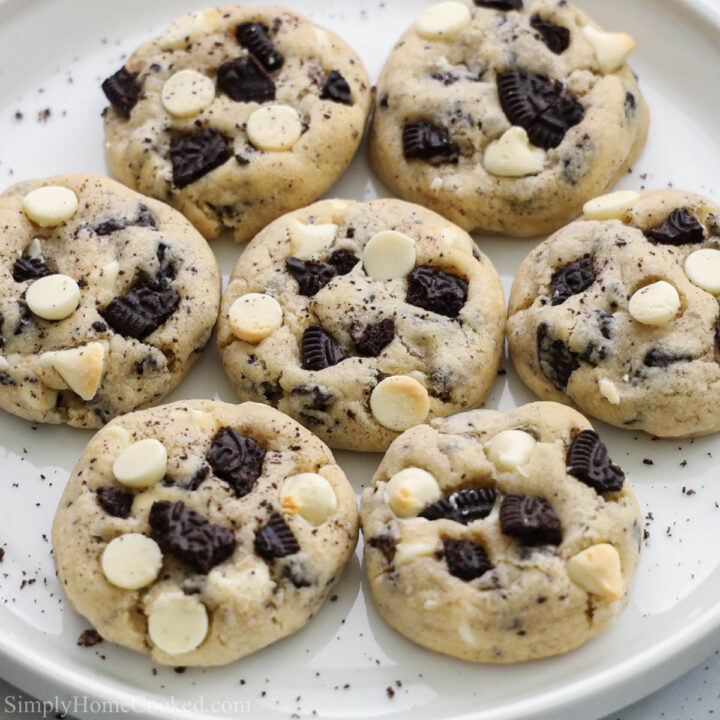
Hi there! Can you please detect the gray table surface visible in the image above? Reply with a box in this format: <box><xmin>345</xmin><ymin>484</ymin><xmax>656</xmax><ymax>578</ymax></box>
<box><xmin>1</xmin><ymin>647</ymin><xmax>719</xmax><ymax>719</ymax></box>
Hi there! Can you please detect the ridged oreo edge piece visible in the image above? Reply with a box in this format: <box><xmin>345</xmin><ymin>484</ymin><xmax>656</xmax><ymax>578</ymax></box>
<box><xmin>566</xmin><ymin>429</ymin><xmax>624</xmax><ymax>493</ymax></box>
<box><xmin>496</xmin><ymin>70</ymin><xmax>583</xmax><ymax>149</ymax></box>
<box><xmin>321</xmin><ymin>70</ymin><xmax>352</xmax><ymax>104</ymax></box>
<box><xmin>255</xmin><ymin>512</ymin><xmax>300</xmax><ymax>560</ymax></box>
<box><xmin>100</xmin><ymin>283</ymin><xmax>180</xmax><ymax>340</ymax></box>
<box><xmin>530</xmin><ymin>15</ymin><xmax>570</xmax><ymax>54</ymax></box>
<box><xmin>96</xmin><ymin>486</ymin><xmax>134</xmax><ymax>518</ymax></box>
<box><xmin>170</xmin><ymin>128</ymin><xmax>232</xmax><ymax>188</ymax></box>
<box><xmin>442</xmin><ymin>538</ymin><xmax>492</xmax><ymax>581</ymax></box>
<box><xmin>217</xmin><ymin>56</ymin><xmax>276</xmax><ymax>103</ymax></box>
<box><xmin>206</xmin><ymin>426</ymin><xmax>266</xmax><ymax>497</ymax></box>
<box><xmin>645</xmin><ymin>209</ymin><xmax>705</xmax><ymax>245</ymax></box>
<box><xmin>13</xmin><ymin>257</ymin><xmax>52</xmax><ymax>283</ymax></box>
<box><xmin>236</xmin><ymin>22</ymin><xmax>284</xmax><ymax>72</ymax></box>
<box><xmin>301</xmin><ymin>325</ymin><xmax>346</xmax><ymax>370</ymax></box>
<box><xmin>406</xmin><ymin>266</ymin><xmax>468</xmax><ymax>318</ymax></box>
<box><xmin>499</xmin><ymin>494</ymin><xmax>562</xmax><ymax>546</ymax></box>
<box><xmin>536</xmin><ymin>322</ymin><xmax>580</xmax><ymax>390</ymax></box>
<box><xmin>285</xmin><ymin>257</ymin><xmax>336</xmax><ymax>296</ymax></box>
<box><xmin>402</xmin><ymin>120</ymin><xmax>459</xmax><ymax>163</ymax></box>
<box><xmin>149</xmin><ymin>500</ymin><xmax>236</xmax><ymax>574</ymax></box>
<box><xmin>420</xmin><ymin>487</ymin><xmax>496</xmax><ymax>525</ymax></box>
<box><xmin>550</xmin><ymin>255</ymin><xmax>595</xmax><ymax>305</ymax></box>
<box><xmin>102</xmin><ymin>66</ymin><xmax>141</xmax><ymax>117</ymax></box>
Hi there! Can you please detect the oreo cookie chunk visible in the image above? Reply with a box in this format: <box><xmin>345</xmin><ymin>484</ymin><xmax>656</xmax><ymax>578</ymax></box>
<box><xmin>360</xmin><ymin>401</ymin><xmax>642</xmax><ymax>662</ymax></box>
<box><xmin>102</xmin><ymin>8</ymin><xmax>371</xmax><ymax>244</ymax></box>
<box><xmin>0</xmin><ymin>173</ymin><xmax>219</xmax><ymax>428</ymax></box>
<box><xmin>52</xmin><ymin>399</ymin><xmax>360</xmax><ymax>666</ymax></box>
<box><xmin>218</xmin><ymin>197</ymin><xmax>505</xmax><ymax>452</ymax></box>
<box><xmin>509</xmin><ymin>188</ymin><xmax>720</xmax><ymax>438</ymax></box>
<box><xmin>566</xmin><ymin>430</ymin><xmax>624</xmax><ymax>493</ymax></box>
<box><xmin>369</xmin><ymin>1</ymin><xmax>647</xmax><ymax>237</ymax></box>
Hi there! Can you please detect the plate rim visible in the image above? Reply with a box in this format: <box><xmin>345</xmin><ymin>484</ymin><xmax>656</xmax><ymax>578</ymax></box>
<box><xmin>1</xmin><ymin>0</ymin><xmax>720</xmax><ymax>718</ymax></box>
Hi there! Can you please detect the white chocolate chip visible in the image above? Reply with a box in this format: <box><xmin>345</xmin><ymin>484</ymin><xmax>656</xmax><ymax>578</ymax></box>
<box><xmin>430</xmin><ymin>177</ymin><xmax>444</xmax><ymax>193</ymax></box>
<box><xmin>147</xmin><ymin>591</ymin><xmax>208</xmax><ymax>654</ymax></box>
<box><xmin>26</xmin><ymin>238</ymin><xmax>43</xmax><ymax>258</ymax></box>
<box><xmin>483</xmin><ymin>127</ymin><xmax>546</xmax><ymax>177</ymax></box>
<box><xmin>440</xmin><ymin>226</ymin><xmax>474</xmax><ymax>255</ymax></box>
<box><xmin>581</xmin><ymin>26</ymin><xmax>636</xmax><ymax>74</ymax></box>
<box><xmin>183</xmin><ymin>407</ymin><xmax>219</xmax><ymax>433</ymax></box>
<box><xmin>583</xmin><ymin>190</ymin><xmax>639</xmax><ymax>220</ymax></box>
<box><xmin>101</xmin><ymin>534</ymin><xmax>162</xmax><ymax>590</ymax></box>
<box><xmin>106</xmin><ymin>425</ymin><xmax>133</xmax><ymax>449</ymax></box>
<box><xmin>484</xmin><ymin>429</ymin><xmax>536</xmax><ymax>471</ymax></box>
<box><xmin>161</xmin><ymin>70</ymin><xmax>215</xmax><ymax>118</ymax></box>
<box><xmin>26</xmin><ymin>274</ymin><xmax>81</xmax><ymax>320</ymax></box>
<box><xmin>39</xmin><ymin>342</ymin><xmax>106</xmax><ymax>400</ymax></box>
<box><xmin>386</xmin><ymin>467</ymin><xmax>441</xmax><ymax>518</ymax></box>
<box><xmin>628</xmin><ymin>280</ymin><xmax>680</xmax><ymax>326</ymax></box>
<box><xmin>458</xmin><ymin>619</ymin><xmax>476</xmax><ymax>646</ymax></box>
<box><xmin>113</xmin><ymin>439</ymin><xmax>167</xmax><ymax>488</ymax></box>
<box><xmin>97</xmin><ymin>260</ymin><xmax>120</xmax><ymax>293</ymax></box>
<box><xmin>159</xmin><ymin>11</ymin><xmax>209</xmax><ymax>50</ymax></box>
<box><xmin>228</xmin><ymin>293</ymin><xmax>283</xmax><ymax>344</ymax></box>
<box><xmin>417</xmin><ymin>1</ymin><xmax>472</xmax><ymax>40</ymax></box>
<box><xmin>280</xmin><ymin>473</ymin><xmax>337</xmax><ymax>526</ymax></box>
<box><xmin>206</xmin><ymin>559</ymin><xmax>272</xmax><ymax>609</ymax></box>
<box><xmin>246</xmin><ymin>104</ymin><xmax>302</xmax><ymax>151</ymax></box>
<box><xmin>289</xmin><ymin>220</ymin><xmax>338</xmax><ymax>259</ymax></box>
<box><xmin>370</xmin><ymin>376</ymin><xmax>430</xmax><ymax>431</ymax></box>
<box><xmin>598</xmin><ymin>378</ymin><xmax>621</xmax><ymax>405</ymax></box>
<box><xmin>566</xmin><ymin>543</ymin><xmax>623</xmax><ymax>600</ymax></box>
<box><xmin>0</xmin><ymin>356</ymin><xmax>8</xmax><ymax>372</ymax></box>
<box><xmin>22</xmin><ymin>186</ymin><xmax>78</xmax><ymax>227</ymax></box>
<box><xmin>314</xmin><ymin>28</ymin><xmax>331</xmax><ymax>56</ymax></box>
<box><xmin>684</xmin><ymin>248</ymin><xmax>720</xmax><ymax>295</ymax></box>
<box><xmin>363</xmin><ymin>230</ymin><xmax>417</xmax><ymax>281</ymax></box>
<box><xmin>394</xmin><ymin>537</ymin><xmax>439</xmax><ymax>564</ymax></box>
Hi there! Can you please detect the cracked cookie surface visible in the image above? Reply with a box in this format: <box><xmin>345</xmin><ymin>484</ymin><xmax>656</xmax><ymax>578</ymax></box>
<box><xmin>52</xmin><ymin>400</ymin><xmax>358</xmax><ymax>666</ymax></box>
<box><xmin>360</xmin><ymin>402</ymin><xmax>641</xmax><ymax>663</ymax></box>
<box><xmin>369</xmin><ymin>0</ymin><xmax>648</xmax><ymax>237</ymax></box>
<box><xmin>103</xmin><ymin>5</ymin><xmax>371</xmax><ymax>243</ymax></box>
<box><xmin>0</xmin><ymin>174</ymin><xmax>219</xmax><ymax>427</ymax></box>
<box><xmin>216</xmin><ymin>198</ymin><xmax>505</xmax><ymax>452</ymax></box>
<box><xmin>508</xmin><ymin>188</ymin><xmax>720</xmax><ymax>438</ymax></box>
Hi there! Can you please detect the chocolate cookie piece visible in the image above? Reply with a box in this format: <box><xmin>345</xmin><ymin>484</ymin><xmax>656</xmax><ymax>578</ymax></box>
<box><xmin>149</xmin><ymin>500</ymin><xmax>236</xmax><ymax>574</ymax></box>
<box><xmin>474</xmin><ymin>0</ymin><xmax>522</xmax><ymax>8</ymax></box>
<box><xmin>96</xmin><ymin>487</ymin><xmax>134</xmax><ymax>518</ymax></box>
<box><xmin>442</xmin><ymin>538</ymin><xmax>492</xmax><ymax>581</ymax></box>
<box><xmin>206</xmin><ymin>426</ymin><xmax>266</xmax><ymax>497</ymax></box>
<box><xmin>420</xmin><ymin>487</ymin><xmax>496</xmax><ymax>525</ymax></box>
<box><xmin>645</xmin><ymin>209</ymin><xmax>705</xmax><ymax>245</ymax></box>
<box><xmin>499</xmin><ymin>494</ymin><xmax>562</xmax><ymax>546</ymax></box>
<box><xmin>530</xmin><ymin>15</ymin><xmax>570</xmax><ymax>54</ymax></box>
<box><xmin>550</xmin><ymin>256</ymin><xmax>595</xmax><ymax>305</ymax></box>
<box><xmin>643</xmin><ymin>348</ymin><xmax>693</xmax><ymax>367</ymax></box>
<box><xmin>217</xmin><ymin>57</ymin><xmax>276</xmax><ymax>103</ymax></box>
<box><xmin>236</xmin><ymin>22</ymin><xmax>284</xmax><ymax>72</ymax></box>
<box><xmin>497</xmin><ymin>70</ymin><xmax>584</xmax><ymax>149</ymax></box>
<box><xmin>102</xmin><ymin>67</ymin><xmax>141</xmax><ymax>117</ymax></box>
<box><xmin>536</xmin><ymin>322</ymin><xmax>580</xmax><ymax>390</ymax></box>
<box><xmin>93</xmin><ymin>203</ymin><xmax>157</xmax><ymax>236</ymax></box>
<box><xmin>13</xmin><ymin>256</ymin><xmax>52</xmax><ymax>283</ymax></box>
<box><xmin>406</xmin><ymin>266</ymin><xmax>468</xmax><ymax>318</ymax></box>
<box><xmin>170</xmin><ymin>129</ymin><xmax>232</xmax><ymax>188</ymax></box>
<box><xmin>100</xmin><ymin>283</ymin><xmax>181</xmax><ymax>340</ymax></box>
<box><xmin>353</xmin><ymin>318</ymin><xmax>395</xmax><ymax>357</ymax></box>
<box><xmin>285</xmin><ymin>257</ymin><xmax>336</xmax><ymax>296</ymax></box>
<box><xmin>301</xmin><ymin>325</ymin><xmax>346</xmax><ymax>370</ymax></box>
<box><xmin>566</xmin><ymin>430</ymin><xmax>624</xmax><ymax>493</ymax></box>
<box><xmin>402</xmin><ymin>120</ymin><xmax>459</xmax><ymax>163</ymax></box>
<box><xmin>321</xmin><ymin>70</ymin><xmax>352</xmax><ymax>104</ymax></box>
<box><xmin>255</xmin><ymin>512</ymin><xmax>300</xmax><ymax>560</ymax></box>
<box><xmin>327</xmin><ymin>248</ymin><xmax>359</xmax><ymax>275</ymax></box>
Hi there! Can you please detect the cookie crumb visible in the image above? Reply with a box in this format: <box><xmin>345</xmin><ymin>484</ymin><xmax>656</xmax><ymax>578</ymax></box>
<box><xmin>77</xmin><ymin>629</ymin><xmax>103</xmax><ymax>647</ymax></box>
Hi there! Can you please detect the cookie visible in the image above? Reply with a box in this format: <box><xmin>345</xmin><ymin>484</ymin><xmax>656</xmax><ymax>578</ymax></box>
<box><xmin>508</xmin><ymin>188</ymin><xmax>720</xmax><ymax>438</ymax></box>
<box><xmin>216</xmin><ymin>198</ymin><xmax>506</xmax><ymax>452</ymax></box>
<box><xmin>102</xmin><ymin>6</ymin><xmax>371</xmax><ymax>243</ymax></box>
<box><xmin>52</xmin><ymin>400</ymin><xmax>358</xmax><ymax>666</ymax></box>
<box><xmin>360</xmin><ymin>402</ymin><xmax>642</xmax><ymax>663</ymax></box>
<box><xmin>0</xmin><ymin>174</ymin><xmax>220</xmax><ymax>428</ymax></box>
<box><xmin>369</xmin><ymin>0</ymin><xmax>648</xmax><ymax>237</ymax></box>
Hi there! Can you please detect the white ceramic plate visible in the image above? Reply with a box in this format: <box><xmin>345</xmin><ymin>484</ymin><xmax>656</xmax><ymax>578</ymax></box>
<box><xmin>1</xmin><ymin>0</ymin><xmax>720</xmax><ymax>718</ymax></box>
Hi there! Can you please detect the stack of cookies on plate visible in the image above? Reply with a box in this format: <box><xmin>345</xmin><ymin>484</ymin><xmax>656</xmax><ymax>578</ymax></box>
<box><xmin>2</xmin><ymin>0</ymin><xmax>718</xmax><ymax>667</ymax></box>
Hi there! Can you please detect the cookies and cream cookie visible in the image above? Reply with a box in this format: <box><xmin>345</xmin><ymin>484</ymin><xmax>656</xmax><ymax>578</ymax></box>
<box><xmin>369</xmin><ymin>0</ymin><xmax>648</xmax><ymax>237</ymax></box>
<box><xmin>0</xmin><ymin>174</ymin><xmax>219</xmax><ymax>427</ymax></box>
<box><xmin>102</xmin><ymin>6</ymin><xmax>371</xmax><ymax>243</ymax></box>
<box><xmin>216</xmin><ymin>198</ymin><xmax>506</xmax><ymax>452</ymax></box>
<box><xmin>508</xmin><ymin>188</ymin><xmax>720</xmax><ymax>438</ymax></box>
<box><xmin>52</xmin><ymin>400</ymin><xmax>358</xmax><ymax>666</ymax></box>
<box><xmin>361</xmin><ymin>402</ymin><xmax>642</xmax><ymax>663</ymax></box>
